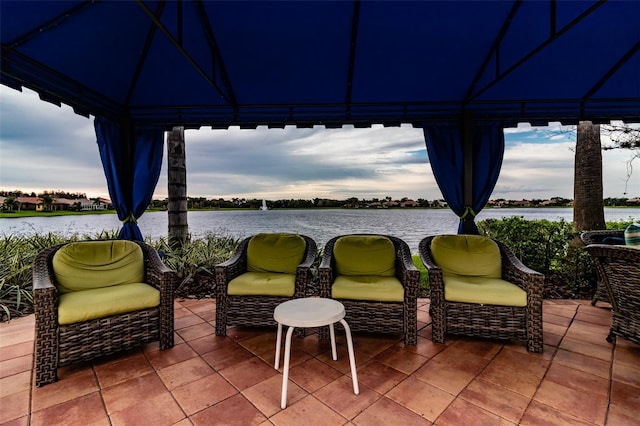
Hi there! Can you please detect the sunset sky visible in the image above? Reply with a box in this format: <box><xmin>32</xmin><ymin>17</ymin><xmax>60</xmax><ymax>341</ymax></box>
<box><xmin>1</xmin><ymin>85</ymin><xmax>637</xmax><ymax>201</ymax></box>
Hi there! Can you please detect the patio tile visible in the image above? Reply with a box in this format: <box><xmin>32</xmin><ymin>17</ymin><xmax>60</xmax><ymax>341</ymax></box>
<box><xmin>610</xmin><ymin>379</ymin><xmax>640</xmax><ymax>413</ymax></box>
<box><xmin>243</xmin><ymin>375</ymin><xmax>308</xmax><ymax>418</ymax></box>
<box><xmin>413</xmin><ymin>359</ymin><xmax>477</xmax><ymax>395</ymax></box>
<box><xmin>614</xmin><ymin>344</ymin><xmax>640</xmax><ymax>367</ymax></box>
<box><xmin>201</xmin><ymin>343</ymin><xmax>255</xmax><ymax>371</ymax></box>
<box><xmin>240</xmin><ymin>332</ymin><xmax>278</xmax><ymax>356</ymax></box>
<box><xmin>542</xmin><ymin>322</ymin><xmax>568</xmax><ymax>337</ymax></box>
<box><xmin>0</xmin><ymin>370</ymin><xmax>31</xmax><ymax>398</ymax></box>
<box><xmin>607</xmin><ymin>402</ymin><xmax>639</xmax><ymax>426</ymax></box>
<box><xmin>543</xmin><ymin>312</ymin><xmax>573</xmax><ymax>327</ymax></box>
<box><xmin>558</xmin><ymin>336</ymin><xmax>613</xmax><ymax>361</ymax></box>
<box><xmin>101</xmin><ymin>372</ymin><xmax>167</xmax><ymax>414</ymax></box>
<box><xmin>157</xmin><ymin>357</ymin><xmax>215</xmax><ymax>390</ymax></box>
<box><xmin>355</xmin><ymin>360</ymin><xmax>407</xmax><ymax>394</ymax></box>
<box><xmin>186</xmin><ymin>333</ymin><xmax>235</xmax><ymax>355</ymax></box>
<box><xmin>0</xmin><ymin>389</ymin><xmax>30</xmax><ymax>424</ymax></box>
<box><xmin>520</xmin><ymin>400</ymin><xmax>595</xmax><ymax>426</ymax></box>
<box><xmin>574</xmin><ymin>310</ymin><xmax>613</xmax><ymax>326</ymax></box>
<box><xmin>31</xmin><ymin>365</ymin><xmax>98</xmax><ymax>411</ymax></box>
<box><xmin>477</xmin><ymin>360</ymin><xmax>543</xmax><ymax>398</ymax></box>
<box><xmin>613</xmin><ymin>359</ymin><xmax>640</xmax><ymax>388</ymax></box>
<box><xmin>0</xmin><ymin>341</ymin><xmax>33</xmax><ymax>362</ymax></box>
<box><xmin>435</xmin><ymin>398</ymin><xmax>514</xmax><ymax>425</ymax></box>
<box><xmin>94</xmin><ymin>351</ymin><xmax>154</xmax><ymax>388</ymax></box>
<box><xmin>314</xmin><ymin>376</ymin><xmax>381</xmax><ymax>421</ymax></box>
<box><xmin>353</xmin><ymin>396</ymin><xmax>429</xmax><ymax>426</ymax></box>
<box><xmin>175</xmin><ymin>322</ymin><xmax>216</xmax><ymax>342</ymax></box>
<box><xmin>109</xmin><ymin>392</ymin><xmax>186</xmax><ymax>426</ymax></box>
<box><xmin>543</xmin><ymin>304</ymin><xmax>578</xmax><ymax>318</ymax></box>
<box><xmin>190</xmin><ymin>394</ymin><xmax>267</xmax><ymax>426</ymax></box>
<box><xmin>0</xmin><ymin>354</ymin><xmax>32</xmax><ymax>378</ymax></box>
<box><xmin>31</xmin><ymin>392</ymin><xmax>109</xmax><ymax>426</ymax></box>
<box><xmin>533</xmin><ymin>379</ymin><xmax>607</xmax><ymax>424</ymax></box>
<box><xmin>385</xmin><ymin>375</ymin><xmax>455</xmax><ymax>422</ymax></box>
<box><xmin>174</xmin><ymin>313</ymin><xmax>205</xmax><ymax>330</ymax></box>
<box><xmin>564</xmin><ymin>325</ymin><xmax>612</xmax><ymax>347</ymax></box>
<box><xmin>458</xmin><ymin>378</ymin><xmax>531</xmax><ymax>423</ymax></box>
<box><xmin>172</xmin><ymin>373</ymin><xmax>237</xmax><ymax>415</ymax></box>
<box><xmin>544</xmin><ymin>363</ymin><xmax>609</xmax><ymax>396</ymax></box>
<box><xmin>374</xmin><ymin>345</ymin><xmax>428</xmax><ymax>374</ymax></box>
<box><xmin>396</xmin><ymin>336</ymin><xmax>447</xmax><ymax>360</ymax></box>
<box><xmin>145</xmin><ymin>342</ymin><xmax>199</xmax><ymax>370</ymax></box>
<box><xmin>552</xmin><ymin>348</ymin><xmax>610</xmax><ymax>379</ymax></box>
<box><xmin>287</xmin><ymin>358</ymin><xmax>342</xmax><ymax>393</ymax></box>
<box><xmin>219</xmin><ymin>356</ymin><xmax>279</xmax><ymax>391</ymax></box>
<box><xmin>0</xmin><ymin>416</ymin><xmax>29</xmax><ymax>426</ymax></box>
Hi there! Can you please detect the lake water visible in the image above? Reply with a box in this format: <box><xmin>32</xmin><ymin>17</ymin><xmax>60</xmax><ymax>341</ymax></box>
<box><xmin>1</xmin><ymin>208</ymin><xmax>638</xmax><ymax>253</ymax></box>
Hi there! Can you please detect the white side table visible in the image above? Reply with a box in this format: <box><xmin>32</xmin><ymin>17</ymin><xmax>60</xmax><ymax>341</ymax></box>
<box><xmin>274</xmin><ymin>297</ymin><xmax>359</xmax><ymax>409</ymax></box>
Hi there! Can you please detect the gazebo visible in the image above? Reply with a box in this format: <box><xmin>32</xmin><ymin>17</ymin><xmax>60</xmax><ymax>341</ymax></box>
<box><xmin>2</xmin><ymin>0</ymin><xmax>639</xmax><ymax>238</ymax></box>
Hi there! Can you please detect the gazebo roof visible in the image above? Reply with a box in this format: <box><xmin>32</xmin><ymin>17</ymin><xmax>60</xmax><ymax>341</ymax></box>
<box><xmin>2</xmin><ymin>0</ymin><xmax>638</xmax><ymax>129</ymax></box>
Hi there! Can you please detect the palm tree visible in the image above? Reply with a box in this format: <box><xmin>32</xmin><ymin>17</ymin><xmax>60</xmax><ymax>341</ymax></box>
<box><xmin>573</xmin><ymin>122</ymin><xmax>605</xmax><ymax>231</ymax></box>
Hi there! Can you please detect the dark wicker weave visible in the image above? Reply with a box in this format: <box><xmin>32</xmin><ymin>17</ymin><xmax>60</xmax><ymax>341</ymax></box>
<box><xmin>215</xmin><ymin>234</ymin><xmax>317</xmax><ymax>336</ymax></box>
<box><xmin>580</xmin><ymin>230</ymin><xmax>624</xmax><ymax>306</ymax></box>
<box><xmin>585</xmin><ymin>244</ymin><xmax>640</xmax><ymax>345</ymax></box>
<box><xmin>318</xmin><ymin>234</ymin><xmax>420</xmax><ymax>346</ymax></box>
<box><xmin>33</xmin><ymin>241</ymin><xmax>176</xmax><ymax>386</ymax></box>
<box><xmin>419</xmin><ymin>235</ymin><xmax>544</xmax><ymax>353</ymax></box>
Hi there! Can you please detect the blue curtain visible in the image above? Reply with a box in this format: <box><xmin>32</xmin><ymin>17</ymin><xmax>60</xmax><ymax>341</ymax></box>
<box><xmin>95</xmin><ymin>116</ymin><xmax>164</xmax><ymax>240</ymax></box>
<box><xmin>423</xmin><ymin>124</ymin><xmax>504</xmax><ymax>234</ymax></box>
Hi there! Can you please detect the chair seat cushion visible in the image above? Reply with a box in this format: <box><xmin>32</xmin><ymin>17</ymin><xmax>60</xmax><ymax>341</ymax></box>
<box><xmin>227</xmin><ymin>272</ymin><xmax>296</xmax><ymax>296</ymax></box>
<box><xmin>443</xmin><ymin>274</ymin><xmax>527</xmax><ymax>307</ymax></box>
<box><xmin>53</xmin><ymin>240</ymin><xmax>144</xmax><ymax>293</ymax></box>
<box><xmin>58</xmin><ymin>283</ymin><xmax>160</xmax><ymax>325</ymax></box>
<box><xmin>431</xmin><ymin>235</ymin><xmax>502</xmax><ymax>278</ymax></box>
<box><xmin>334</xmin><ymin>235</ymin><xmax>396</xmax><ymax>276</ymax></box>
<box><xmin>247</xmin><ymin>233</ymin><xmax>306</xmax><ymax>274</ymax></box>
<box><xmin>332</xmin><ymin>275</ymin><xmax>404</xmax><ymax>302</ymax></box>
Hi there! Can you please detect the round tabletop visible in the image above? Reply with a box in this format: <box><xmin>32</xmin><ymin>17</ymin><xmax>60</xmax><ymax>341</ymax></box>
<box><xmin>274</xmin><ymin>298</ymin><xmax>345</xmax><ymax>328</ymax></box>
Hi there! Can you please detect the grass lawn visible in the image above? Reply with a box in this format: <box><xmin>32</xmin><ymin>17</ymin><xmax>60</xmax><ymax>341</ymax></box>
<box><xmin>0</xmin><ymin>210</ymin><xmax>117</xmax><ymax>219</ymax></box>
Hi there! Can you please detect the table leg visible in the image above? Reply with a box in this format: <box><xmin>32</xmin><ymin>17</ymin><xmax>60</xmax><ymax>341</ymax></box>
<box><xmin>281</xmin><ymin>326</ymin><xmax>295</xmax><ymax>409</ymax></box>
<box><xmin>274</xmin><ymin>322</ymin><xmax>283</xmax><ymax>369</ymax></box>
<box><xmin>340</xmin><ymin>319</ymin><xmax>359</xmax><ymax>395</ymax></box>
<box><xmin>329</xmin><ymin>323</ymin><xmax>338</xmax><ymax>361</ymax></box>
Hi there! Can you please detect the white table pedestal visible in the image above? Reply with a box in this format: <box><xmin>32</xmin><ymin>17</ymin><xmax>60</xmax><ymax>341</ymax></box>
<box><xmin>274</xmin><ymin>297</ymin><xmax>359</xmax><ymax>409</ymax></box>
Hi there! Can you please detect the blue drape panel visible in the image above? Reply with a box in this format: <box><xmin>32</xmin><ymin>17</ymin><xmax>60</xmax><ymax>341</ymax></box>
<box><xmin>95</xmin><ymin>116</ymin><xmax>164</xmax><ymax>240</ymax></box>
<box><xmin>423</xmin><ymin>124</ymin><xmax>504</xmax><ymax>234</ymax></box>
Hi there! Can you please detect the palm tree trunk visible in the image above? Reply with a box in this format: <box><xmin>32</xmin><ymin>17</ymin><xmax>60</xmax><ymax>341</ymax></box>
<box><xmin>573</xmin><ymin>121</ymin><xmax>605</xmax><ymax>231</ymax></box>
<box><xmin>167</xmin><ymin>127</ymin><xmax>189</xmax><ymax>249</ymax></box>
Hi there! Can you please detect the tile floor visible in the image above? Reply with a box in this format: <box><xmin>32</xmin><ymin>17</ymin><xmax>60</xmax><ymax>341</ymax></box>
<box><xmin>1</xmin><ymin>298</ymin><xmax>639</xmax><ymax>425</ymax></box>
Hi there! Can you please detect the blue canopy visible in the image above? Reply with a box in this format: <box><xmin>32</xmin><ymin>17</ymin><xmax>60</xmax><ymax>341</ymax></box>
<box><xmin>2</xmin><ymin>1</ymin><xmax>639</xmax><ymax>236</ymax></box>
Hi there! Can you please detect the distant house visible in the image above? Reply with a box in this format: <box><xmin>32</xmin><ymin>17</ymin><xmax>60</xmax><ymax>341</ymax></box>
<box><xmin>76</xmin><ymin>198</ymin><xmax>110</xmax><ymax>211</ymax></box>
<box><xmin>17</xmin><ymin>197</ymin><xmax>40</xmax><ymax>211</ymax></box>
<box><xmin>400</xmin><ymin>200</ymin><xmax>419</xmax><ymax>207</ymax></box>
<box><xmin>627</xmin><ymin>198</ymin><xmax>640</xmax><ymax>206</ymax></box>
<box><xmin>52</xmin><ymin>198</ymin><xmax>76</xmax><ymax>211</ymax></box>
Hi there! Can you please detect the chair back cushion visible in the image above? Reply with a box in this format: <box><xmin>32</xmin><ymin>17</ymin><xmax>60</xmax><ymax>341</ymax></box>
<box><xmin>53</xmin><ymin>240</ymin><xmax>144</xmax><ymax>293</ymax></box>
<box><xmin>247</xmin><ymin>233</ymin><xmax>306</xmax><ymax>274</ymax></box>
<box><xmin>431</xmin><ymin>235</ymin><xmax>502</xmax><ymax>278</ymax></box>
<box><xmin>334</xmin><ymin>235</ymin><xmax>396</xmax><ymax>277</ymax></box>
<box><xmin>625</xmin><ymin>223</ymin><xmax>640</xmax><ymax>246</ymax></box>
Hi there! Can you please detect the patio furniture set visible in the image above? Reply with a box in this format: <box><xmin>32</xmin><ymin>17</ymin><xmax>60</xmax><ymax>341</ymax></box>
<box><xmin>31</xmin><ymin>230</ymin><xmax>639</xmax><ymax>395</ymax></box>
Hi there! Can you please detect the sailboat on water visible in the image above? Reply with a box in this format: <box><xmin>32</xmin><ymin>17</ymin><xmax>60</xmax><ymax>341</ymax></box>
<box><xmin>260</xmin><ymin>199</ymin><xmax>269</xmax><ymax>211</ymax></box>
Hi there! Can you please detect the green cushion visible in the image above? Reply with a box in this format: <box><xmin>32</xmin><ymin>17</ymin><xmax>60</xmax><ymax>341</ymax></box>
<box><xmin>334</xmin><ymin>235</ymin><xmax>396</xmax><ymax>276</ymax></box>
<box><xmin>443</xmin><ymin>275</ymin><xmax>527</xmax><ymax>307</ymax></box>
<box><xmin>227</xmin><ymin>272</ymin><xmax>296</xmax><ymax>296</ymax></box>
<box><xmin>247</xmin><ymin>233</ymin><xmax>306</xmax><ymax>274</ymax></box>
<box><xmin>431</xmin><ymin>235</ymin><xmax>502</xmax><ymax>278</ymax></box>
<box><xmin>332</xmin><ymin>275</ymin><xmax>404</xmax><ymax>302</ymax></box>
<box><xmin>53</xmin><ymin>240</ymin><xmax>144</xmax><ymax>293</ymax></box>
<box><xmin>625</xmin><ymin>223</ymin><xmax>640</xmax><ymax>246</ymax></box>
<box><xmin>58</xmin><ymin>283</ymin><xmax>159</xmax><ymax>325</ymax></box>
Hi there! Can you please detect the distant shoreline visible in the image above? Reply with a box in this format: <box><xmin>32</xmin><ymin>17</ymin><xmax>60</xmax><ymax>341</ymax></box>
<box><xmin>1</xmin><ymin>205</ymin><xmax>637</xmax><ymax>219</ymax></box>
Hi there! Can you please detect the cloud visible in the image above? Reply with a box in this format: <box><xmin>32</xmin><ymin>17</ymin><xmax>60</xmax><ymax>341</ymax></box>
<box><xmin>1</xmin><ymin>85</ymin><xmax>637</xmax><ymax>202</ymax></box>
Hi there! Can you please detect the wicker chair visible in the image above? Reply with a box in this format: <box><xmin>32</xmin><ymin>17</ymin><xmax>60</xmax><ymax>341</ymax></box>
<box><xmin>419</xmin><ymin>235</ymin><xmax>544</xmax><ymax>353</ymax></box>
<box><xmin>215</xmin><ymin>233</ymin><xmax>317</xmax><ymax>336</ymax></box>
<box><xmin>33</xmin><ymin>240</ymin><xmax>176</xmax><ymax>386</ymax></box>
<box><xmin>580</xmin><ymin>230</ymin><xmax>624</xmax><ymax>306</ymax></box>
<box><xmin>318</xmin><ymin>234</ymin><xmax>420</xmax><ymax>345</ymax></box>
<box><xmin>585</xmin><ymin>244</ymin><xmax>640</xmax><ymax>345</ymax></box>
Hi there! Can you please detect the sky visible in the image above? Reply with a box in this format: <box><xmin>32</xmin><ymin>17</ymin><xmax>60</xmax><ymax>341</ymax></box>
<box><xmin>0</xmin><ymin>85</ymin><xmax>637</xmax><ymax>201</ymax></box>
